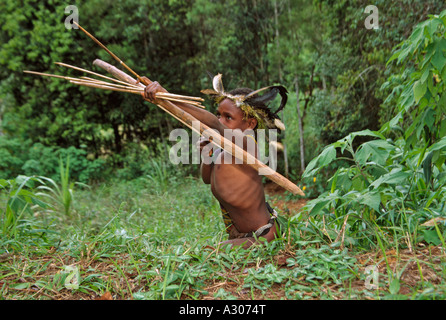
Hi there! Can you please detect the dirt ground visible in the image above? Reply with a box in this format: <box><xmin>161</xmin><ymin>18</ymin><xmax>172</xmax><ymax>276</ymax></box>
<box><xmin>263</xmin><ymin>181</ymin><xmax>308</xmax><ymax>215</ymax></box>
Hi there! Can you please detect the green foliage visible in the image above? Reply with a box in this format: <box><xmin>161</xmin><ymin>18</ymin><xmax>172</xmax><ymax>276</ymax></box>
<box><xmin>309</xmin><ymin>0</ymin><xmax>446</xmax><ymax>147</ymax></box>
<box><xmin>0</xmin><ymin>136</ymin><xmax>28</xmax><ymax>179</ymax></box>
<box><xmin>145</xmin><ymin>159</ymin><xmax>170</xmax><ymax>194</ymax></box>
<box><xmin>0</xmin><ymin>0</ymin><xmax>283</xmax><ymax>180</ymax></box>
<box><xmin>0</xmin><ymin>0</ymin><xmax>200</xmax><ymax>159</ymax></box>
<box><xmin>0</xmin><ymin>135</ymin><xmax>107</xmax><ymax>183</ymax></box>
<box><xmin>187</xmin><ymin>0</ymin><xmax>275</xmax><ymax>88</ymax></box>
<box><xmin>243</xmin><ymin>243</ymin><xmax>357</xmax><ymax>298</ymax></box>
<box><xmin>301</xmin><ymin>12</ymin><xmax>446</xmax><ymax>248</ymax></box>
<box><xmin>37</xmin><ymin>157</ymin><xmax>89</xmax><ymax>216</ymax></box>
<box><xmin>0</xmin><ymin>175</ymin><xmax>48</xmax><ymax>236</ymax></box>
<box><xmin>2</xmin><ymin>172</ymin><xmax>446</xmax><ymax>300</ymax></box>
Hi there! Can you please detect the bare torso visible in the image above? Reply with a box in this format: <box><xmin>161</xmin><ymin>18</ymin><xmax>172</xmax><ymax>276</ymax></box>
<box><xmin>206</xmin><ymin>149</ymin><xmax>276</xmax><ymax>239</ymax></box>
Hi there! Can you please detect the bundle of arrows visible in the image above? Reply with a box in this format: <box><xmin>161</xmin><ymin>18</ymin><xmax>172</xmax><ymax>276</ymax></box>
<box><xmin>24</xmin><ymin>22</ymin><xmax>304</xmax><ymax>196</ymax></box>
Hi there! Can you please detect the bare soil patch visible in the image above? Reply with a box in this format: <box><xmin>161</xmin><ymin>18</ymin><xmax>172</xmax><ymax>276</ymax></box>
<box><xmin>264</xmin><ymin>182</ymin><xmax>307</xmax><ymax>215</ymax></box>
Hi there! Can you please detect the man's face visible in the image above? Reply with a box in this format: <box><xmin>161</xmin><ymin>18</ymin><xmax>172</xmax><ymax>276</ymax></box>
<box><xmin>216</xmin><ymin>98</ymin><xmax>257</xmax><ymax>131</ymax></box>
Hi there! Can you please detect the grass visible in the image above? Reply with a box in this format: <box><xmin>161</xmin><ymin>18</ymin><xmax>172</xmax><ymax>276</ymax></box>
<box><xmin>1</xmin><ymin>175</ymin><xmax>446</xmax><ymax>300</ymax></box>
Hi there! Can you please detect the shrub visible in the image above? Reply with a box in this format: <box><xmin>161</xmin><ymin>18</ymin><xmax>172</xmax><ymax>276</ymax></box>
<box><xmin>0</xmin><ymin>136</ymin><xmax>29</xmax><ymax>179</ymax></box>
<box><xmin>0</xmin><ymin>175</ymin><xmax>48</xmax><ymax>236</ymax></box>
<box><xmin>0</xmin><ymin>136</ymin><xmax>109</xmax><ymax>183</ymax></box>
<box><xmin>299</xmin><ymin>11</ymin><xmax>446</xmax><ymax>248</ymax></box>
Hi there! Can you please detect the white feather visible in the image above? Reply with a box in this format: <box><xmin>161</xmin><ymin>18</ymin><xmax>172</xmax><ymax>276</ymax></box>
<box><xmin>212</xmin><ymin>74</ymin><xmax>224</xmax><ymax>94</ymax></box>
<box><xmin>270</xmin><ymin>140</ymin><xmax>284</xmax><ymax>151</ymax></box>
<box><xmin>274</xmin><ymin>119</ymin><xmax>286</xmax><ymax>131</ymax></box>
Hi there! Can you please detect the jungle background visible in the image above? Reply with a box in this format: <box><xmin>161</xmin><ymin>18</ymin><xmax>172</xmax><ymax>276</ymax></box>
<box><xmin>1</xmin><ymin>0</ymin><xmax>446</xmax><ymax>301</ymax></box>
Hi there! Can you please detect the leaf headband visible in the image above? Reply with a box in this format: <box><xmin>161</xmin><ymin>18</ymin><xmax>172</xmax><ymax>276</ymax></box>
<box><xmin>201</xmin><ymin>74</ymin><xmax>288</xmax><ymax>131</ymax></box>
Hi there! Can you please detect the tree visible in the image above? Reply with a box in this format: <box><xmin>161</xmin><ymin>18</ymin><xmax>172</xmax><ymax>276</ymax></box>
<box><xmin>266</xmin><ymin>0</ymin><xmax>325</xmax><ymax>175</ymax></box>
<box><xmin>0</xmin><ymin>0</ymin><xmax>204</xmax><ymax>160</ymax></box>
<box><xmin>310</xmin><ymin>0</ymin><xmax>446</xmax><ymax>146</ymax></box>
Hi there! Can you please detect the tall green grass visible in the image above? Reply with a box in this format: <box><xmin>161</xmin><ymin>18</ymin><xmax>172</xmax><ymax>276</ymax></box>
<box><xmin>1</xmin><ymin>168</ymin><xmax>446</xmax><ymax>300</ymax></box>
<box><xmin>36</xmin><ymin>157</ymin><xmax>89</xmax><ymax>217</ymax></box>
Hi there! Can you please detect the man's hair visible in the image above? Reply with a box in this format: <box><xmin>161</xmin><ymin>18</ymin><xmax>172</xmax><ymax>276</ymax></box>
<box><xmin>228</xmin><ymin>87</ymin><xmax>254</xmax><ymax>96</ymax></box>
<box><xmin>227</xmin><ymin>88</ymin><xmax>276</xmax><ymax>128</ymax></box>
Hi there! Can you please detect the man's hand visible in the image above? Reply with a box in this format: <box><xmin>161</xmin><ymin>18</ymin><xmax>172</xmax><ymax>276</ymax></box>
<box><xmin>143</xmin><ymin>81</ymin><xmax>168</xmax><ymax>103</ymax></box>
<box><xmin>196</xmin><ymin>137</ymin><xmax>211</xmax><ymax>153</ymax></box>
<box><xmin>196</xmin><ymin>136</ymin><xmax>215</xmax><ymax>158</ymax></box>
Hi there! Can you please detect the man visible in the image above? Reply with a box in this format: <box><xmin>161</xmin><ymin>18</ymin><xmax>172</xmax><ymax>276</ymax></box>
<box><xmin>144</xmin><ymin>74</ymin><xmax>287</xmax><ymax>248</ymax></box>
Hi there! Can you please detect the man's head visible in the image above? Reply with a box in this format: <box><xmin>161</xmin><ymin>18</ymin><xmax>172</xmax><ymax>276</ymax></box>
<box><xmin>202</xmin><ymin>74</ymin><xmax>288</xmax><ymax>132</ymax></box>
<box><xmin>216</xmin><ymin>88</ymin><xmax>258</xmax><ymax>131</ymax></box>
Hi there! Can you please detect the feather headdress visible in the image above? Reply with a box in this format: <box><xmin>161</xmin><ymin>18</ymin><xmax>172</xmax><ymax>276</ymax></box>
<box><xmin>201</xmin><ymin>73</ymin><xmax>288</xmax><ymax>131</ymax></box>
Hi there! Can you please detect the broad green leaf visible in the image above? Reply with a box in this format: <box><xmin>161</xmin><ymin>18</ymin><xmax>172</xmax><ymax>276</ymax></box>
<box><xmin>0</xmin><ymin>179</ymin><xmax>8</xmax><ymax>189</ymax></box>
<box><xmin>401</xmin><ymin>89</ymin><xmax>415</xmax><ymax>112</ymax></box>
<box><xmin>351</xmin><ymin>129</ymin><xmax>385</xmax><ymax>140</ymax></box>
<box><xmin>318</xmin><ymin>145</ymin><xmax>337</xmax><ymax>166</ymax></box>
<box><xmin>358</xmin><ymin>191</ymin><xmax>381</xmax><ymax>212</ymax></box>
<box><xmin>420</xmin><ymin>42</ymin><xmax>436</xmax><ymax>69</ymax></box>
<box><xmin>409</xmin><ymin>24</ymin><xmax>423</xmax><ymax>45</ymax></box>
<box><xmin>329</xmin><ymin>169</ymin><xmax>352</xmax><ymax>193</ymax></box>
<box><xmin>306</xmin><ymin>191</ymin><xmax>340</xmax><ymax>216</ymax></box>
<box><xmin>308</xmin><ymin>199</ymin><xmax>331</xmax><ymax>216</ymax></box>
<box><xmin>425</xmin><ymin>18</ymin><xmax>443</xmax><ymax>41</ymax></box>
<box><xmin>303</xmin><ymin>145</ymin><xmax>337</xmax><ymax>177</ymax></box>
<box><xmin>369</xmin><ymin>169</ymin><xmax>411</xmax><ymax>189</ymax></box>
<box><xmin>388</xmin><ymin>112</ymin><xmax>403</xmax><ymax>129</ymax></box>
<box><xmin>12</xmin><ymin>283</ymin><xmax>30</xmax><ymax>290</ymax></box>
<box><xmin>425</xmin><ymin>108</ymin><xmax>435</xmax><ymax>132</ymax></box>
<box><xmin>413</xmin><ymin>80</ymin><xmax>427</xmax><ymax>103</ymax></box>
<box><xmin>420</xmin><ymin>65</ymin><xmax>431</xmax><ymax>83</ymax></box>
<box><xmin>432</xmin><ymin>48</ymin><xmax>445</xmax><ymax>72</ymax></box>
<box><xmin>423</xmin><ymin>229</ymin><xmax>442</xmax><ymax>246</ymax></box>
<box><xmin>429</xmin><ymin>136</ymin><xmax>446</xmax><ymax>151</ymax></box>
<box><xmin>303</xmin><ymin>157</ymin><xmax>319</xmax><ymax>177</ymax></box>
<box><xmin>352</xmin><ymin>175</ymin><xmax>367</xmax><ymax>191</ymax></box>
<box><xmin>386</xmin><ymin>49</ymin><xmax>401</xmax><ymax>66</ymax></box>
<box><xmin>442</xmin><ymin>64</ymin><xmax>446</xmax><ymax>82</ymax></box>
<box><xmin>15</xmin><ymin>175</ymin><xmax>31</xmax><ymax>187</ymax></box>
<box><xmin>356</xmin><ymin>139</ymin><xmax>393</xmax><ymax>166</ymax></box>
<box><xmin>389</xmin><ymin>278</ymin><xmax>401</xmax><ymax>295</ymax></box>
<box><xmin>397</xmin><ymin>45</ymin><xmax>413</xmax><ymax>65</ymax></box>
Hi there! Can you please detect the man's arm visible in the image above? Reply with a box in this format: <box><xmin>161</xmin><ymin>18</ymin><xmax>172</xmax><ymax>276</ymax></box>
<box><xmin>144</xmin><ymin>81</ymin><xmax>226</xmax><ymax>135</ymax></box>
<box><xmin>144</xmin><ymin>81</ymin><xmax>258</xmax><ymax>158</ymax></box>
<box><xmin>200</xmin><ymin>162</ymin><xmax>212</xmax><ymax>184</ymax></box>
<box><xmin>197</xmin><ymin>137</ymin><xmax>212</xmax><ymax>184</ymax></box>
